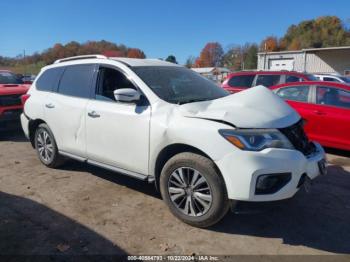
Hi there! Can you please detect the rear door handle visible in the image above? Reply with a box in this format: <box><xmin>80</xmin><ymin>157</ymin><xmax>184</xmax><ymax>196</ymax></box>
<box><xmin>88</xmin><ymin>111</ymin><xmax>100</xmax><ymax>118</ymax></box>
<box><xmin>45</xmin><ymin>103</ymin><xmax>55</xmax><ymax>109</ymax></box>
<box><xmin>313</xmin><ymin>110</ymin><xmax>326</xmax><ymax>115</ymax></box>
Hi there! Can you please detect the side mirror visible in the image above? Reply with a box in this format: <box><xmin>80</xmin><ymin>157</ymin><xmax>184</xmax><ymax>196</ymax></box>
<box><xmin>114</xmin><ymin>88</ymin><xmax>141</xmax><ymax>103</ymax></box>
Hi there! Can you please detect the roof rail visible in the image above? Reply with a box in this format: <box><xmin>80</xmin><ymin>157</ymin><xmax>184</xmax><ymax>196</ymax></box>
<box><xmin>54</xmin><ymin>55</ymin><xmax>108</xmax><ymax>64</ymax></box>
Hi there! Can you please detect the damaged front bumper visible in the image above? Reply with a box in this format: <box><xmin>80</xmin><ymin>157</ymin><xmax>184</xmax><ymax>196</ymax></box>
<box><xmin>215</xmin><ymin>142</ymin><xmax>326</xmax><ymax>202</ymax></box>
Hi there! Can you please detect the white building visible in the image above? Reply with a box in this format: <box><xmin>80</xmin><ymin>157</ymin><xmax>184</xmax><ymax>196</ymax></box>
<box><xmin>191</xmin><ymin>67</ymin><xmax>231</xmax><ymax>83</ymax></box>
<box><xmin>257</xmin><ymin>46</ymin><xmax>350</xmax><ymax>75</ymax></box>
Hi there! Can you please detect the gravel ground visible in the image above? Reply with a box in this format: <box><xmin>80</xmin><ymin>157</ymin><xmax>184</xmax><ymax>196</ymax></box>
<box><xmin>0</xmin><ymin>130</ymin><xmax>349</xmax><ymax>256</ymax></box>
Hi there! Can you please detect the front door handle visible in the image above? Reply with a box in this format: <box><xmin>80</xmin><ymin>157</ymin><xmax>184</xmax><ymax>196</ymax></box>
<box><xmin>88</xmin><ymin>111</ymin><xmax>100</xmax><ymax>118</ymax></box>
<box><xmin>45</xmin><ymin>103</ymin><xmax>55</xmax><ymax>109</ymax></box>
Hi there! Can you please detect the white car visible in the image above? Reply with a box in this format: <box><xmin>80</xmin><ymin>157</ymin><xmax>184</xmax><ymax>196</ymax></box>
<box><xmin>21</xmin><ymin>55</ymin><xmax>326</xmax><ymax>227</ymax></box>
<box><xmin>314</xmin><ymin>74</ymin><xmax>350</xmax><ymax>84</ymax></box>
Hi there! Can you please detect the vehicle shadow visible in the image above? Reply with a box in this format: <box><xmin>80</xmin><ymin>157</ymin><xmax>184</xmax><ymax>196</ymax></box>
<box><xmin>325</xmin><ymin>147</ymin><xmax>350</xmax><ymax>158</ymax></box>
<box><xmin>0</xmin><ymin>128</ymin><xmax>27</xmax><ymax>142</ymax></box>
<box><xmin>0</xmin><ymin>191</ymin><xmax>127</xmax><ymax>255</ymax></box>
<box><xmin>211</xmin><ymin>164</ymin><xmax>350</xmax><ymax>254</ymax></box>
<box><xmin>60</xmin><ymin>160</ymin><xmax>160</xmax><ymax>200</ymax></box>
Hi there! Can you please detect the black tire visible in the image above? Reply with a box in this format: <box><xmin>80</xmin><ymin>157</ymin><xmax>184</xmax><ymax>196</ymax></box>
<box><xmin>34</xmin><ymin>123</ymin><xmax>65</xmax><ymax>168</ymax></box>
<box><xmin>160</xmin><ymin>152</ymin><xmax>230</xmax><ymax>228</ymax></box>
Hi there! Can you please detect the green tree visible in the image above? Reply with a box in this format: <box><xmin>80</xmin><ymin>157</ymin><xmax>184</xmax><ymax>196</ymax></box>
<box><xmin>165</xmin><ymin>55</ymin><xmax>178</xmax><ymax>64</ymax></box>
<box><xmin>185</xmin><ymin>56</ymin><xmax>196</xmax><ymax>68</ymax></box>
<box><xmin>222</xmin><ymin>45</ymin><xmax>243</xmax><ymax>70</ymax></box>
<box><xmin>244</xmin><ymin>44</ymin><xmax>258</xmax><ymax>69</ymax></box>
<box><xmin>222</xmin><ymin>43</ymin><xmax>258</xmax><ymax>71</ymax></box>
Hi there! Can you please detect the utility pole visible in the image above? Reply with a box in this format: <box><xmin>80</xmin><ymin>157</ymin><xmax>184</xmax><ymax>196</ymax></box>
<box><xmin>23</xmin><ymin>49</ymin><xmax>26</xmax><ymax>76</ymax></box>
<box><xmin>264</xmin><ymin>42</ymin><xmax>267</xmax><ymax>70</ymax></box>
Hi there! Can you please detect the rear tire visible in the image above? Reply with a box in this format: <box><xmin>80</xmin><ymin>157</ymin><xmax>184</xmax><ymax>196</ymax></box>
<box><xmin>160</xmin><ymin>152</ymin><xmax>230</xmax><ymax>228</ymax></box>
<box><xmin>34</xmin><ymin>123</ymin><xmax>65</xmax><ymax>168</ymax></box>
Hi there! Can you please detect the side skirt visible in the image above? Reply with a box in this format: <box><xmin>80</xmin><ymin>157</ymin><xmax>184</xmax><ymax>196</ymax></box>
<box><xmin>59</xmin><ymin>150</ymin><xmax>152</xmax><ymax>182</ymax></box>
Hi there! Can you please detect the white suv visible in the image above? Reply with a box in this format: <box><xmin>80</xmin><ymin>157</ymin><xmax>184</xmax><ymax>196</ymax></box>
<box><xmin>21</xmin><ymin>55</ymin><xmax>326</xmax><ymax>227</ymax></box>
<box><xmin>314</xmin><ymin>74</ymin><xmax>350</xmax><ymax>84</ymax></box>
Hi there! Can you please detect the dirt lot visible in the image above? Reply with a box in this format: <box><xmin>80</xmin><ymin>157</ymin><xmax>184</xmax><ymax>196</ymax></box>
<box><xmin>0</xmin><ymin>130</ymin><xmax>350</xmax><ymax>256</ymax></box>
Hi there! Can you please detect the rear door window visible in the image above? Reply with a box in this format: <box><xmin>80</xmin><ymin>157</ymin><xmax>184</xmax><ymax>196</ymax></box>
<box><xmin>276</xmin><ymin>85</ymin><xmax>310</xmax><ymax>102</ymax></box>
<box><xmin>256</xmin><ymin>75</ymin><xmax>281</xmax><ymax>87</ymax></box>
<box><xmin>36</xmin><ymin>67</ymin><xmax>63</xmax><ymax>92</ymax></box>
<box><xmin>316</xmin><ymin>86</ymin><xmax>350</xmax><ymax>109</ymax></box>
<box><xmin>58</xmin><ymin>64</ymin><xmax>95</xmax><ymax>98</ymax></box>
<box><xmin>228</xmin><ymin>75</ymin><xmax>255</xmax><ymax>88</ymax></box>
<box><xmin>285</xmin><ymin>75</ymin><xmax>303</xmax><ymax>83</ymax></box>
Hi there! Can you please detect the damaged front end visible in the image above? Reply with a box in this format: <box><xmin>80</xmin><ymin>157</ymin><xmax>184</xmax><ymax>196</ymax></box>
<box><xmin>178</xmin><ymin>85</ymin><xmax>300</xmax><ymax>129</ymax></box>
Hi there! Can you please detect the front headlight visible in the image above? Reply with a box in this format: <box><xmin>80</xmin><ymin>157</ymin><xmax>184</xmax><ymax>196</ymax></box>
<box><xmin>219</xmin><ymin>129</ymin><xmax>294</xmax><ymax>151</ymax></box>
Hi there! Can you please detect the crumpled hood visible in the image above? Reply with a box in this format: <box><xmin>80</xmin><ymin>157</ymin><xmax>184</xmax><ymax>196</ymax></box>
<box><xmin>178</xmin><ymin>85</ymin><xmax>300</xmax><ymax>128</ymax></box>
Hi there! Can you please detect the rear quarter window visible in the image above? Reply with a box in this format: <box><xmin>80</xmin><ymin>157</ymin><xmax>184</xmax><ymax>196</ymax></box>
<box><xmin>285</xmin><ymin>75</ymin><xmax>303</xmax><ymax>83</ymax></box>
<box><xmin>36</xmin><ymin>67</ymin><xmax>63</xmax><ymax>92</ymax></box>
<box><xmin>256</xmin><ymin>75</ymin><xmax>281</xmax><ymax>87</ymax></box>
<box><xmin>228</xmin><ymin>75</ymin><xmax>255</xmax><ymax>88</ymax></box>
<box><xmin>58</xmin><ymin>64</ymin><xmax>95</xmax><ymax>98</ymax></box>
<box><xmin>323</xmin><ymin>77</ymin><xmax>339</xmax><ymax>82</ymax></box>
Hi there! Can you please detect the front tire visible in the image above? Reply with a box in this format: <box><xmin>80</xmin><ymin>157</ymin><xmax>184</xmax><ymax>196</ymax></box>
<box><xmin>34</xmin><ymin>123</ymin><xmax>65</xmax><ymax>168</ymax></box>
<box><xmin>160</xmin><ymin>152</ymin><xmax>230</xmax><ymax>228</ymax></box>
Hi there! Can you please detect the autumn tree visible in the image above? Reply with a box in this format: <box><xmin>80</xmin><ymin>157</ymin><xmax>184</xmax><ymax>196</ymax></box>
<box><xmin>127</xmin><ymin>48</ymin><xmax>146</xmax><ymax>58</ymax></box>
<box><xmin>195</xmin><ymin>42</ymin><xmax>224</xmax><ymax>67</ymax></box>
<box><xmin>102</xmin><ymin>50</ymin><xmax>126</xmax><ymax>57</ymax></box>
<box><xmin>64</xmin><ymin>41</ymin><xmax>80</xmax><ymax>57</ymax></box>
<box><xmin>165</xmin><ymin>55</ymin><xmax>178</xmax><ymax>64</ymax></box>
<box><xmin>280</xmin><ymin>16</ymin><xmax>350</xmax><ymax>50</ymax></box>
<box><xmin>260</xmin><ymin>36</ymin><xmax>279</xmax><ymax>52</ymax></box>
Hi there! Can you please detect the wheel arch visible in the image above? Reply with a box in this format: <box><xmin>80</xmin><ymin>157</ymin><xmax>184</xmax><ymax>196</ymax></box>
<box><xmin>153</xmin><ymin>143</ymin><xmax>222</xmax><ymax>191</ymax></box>
<box><xmin>28</xmin><ymin>119</ymin><xmax>46</xmax><ymax>148</ymax></box>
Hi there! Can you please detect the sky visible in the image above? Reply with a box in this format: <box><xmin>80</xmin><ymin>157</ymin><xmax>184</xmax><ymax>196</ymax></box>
<box><xmin>1</xmin><ymin>0</ymin><xmax>350</xmax><ymax>64</ymax></box>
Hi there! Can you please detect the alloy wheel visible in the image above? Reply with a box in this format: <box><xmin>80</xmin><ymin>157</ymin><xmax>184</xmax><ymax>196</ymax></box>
<box><xmin>168</xmin><ymin>167</ymin><xmax>213</xmax><ymax>217</ymax></box>
<box><xmin>37</xmin><ymin>129</ymin><xmax>54</xmax><ymax>163</ymax></box>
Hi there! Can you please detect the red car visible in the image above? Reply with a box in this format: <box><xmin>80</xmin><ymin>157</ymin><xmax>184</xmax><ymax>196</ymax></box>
<box><xmin>0</xmin><ymin>70</ymin><xmax>30</xmax><ymax>131</ymax></box>
<box><xmin>271</xmin><ymin>81</ymin><xmax>350</xmax><ymax>151</ymax></box>
<box><xmin>222</xmin><ymin>71</ymin><xmax>316</xmax><ymax>93</ymax></box>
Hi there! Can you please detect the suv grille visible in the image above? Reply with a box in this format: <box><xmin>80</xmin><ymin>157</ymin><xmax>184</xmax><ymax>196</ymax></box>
<box><xmin>279</xmin><ymin>120</ymin><xmax>316</xmax><ymax>156</ymax></box>
<box><xmin>0</xmin><ymin>94</ymin><xmax>22</xmax><ymax>107</ymax></box>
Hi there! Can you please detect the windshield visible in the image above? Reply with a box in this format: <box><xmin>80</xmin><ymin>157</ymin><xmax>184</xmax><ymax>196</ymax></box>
<box><xmin>340</xmin><ymin>76</ymin><xmax>350</xmax><ymax>83</ymax></box>
<box><xmin>132</xmin><ymin>66</ymin><xmax>229</xmax><ymax>104</ymax></box>
<box><xmin>0</xmin><ymin>71</ymin><xmax>23</xmax><ymax>84</ymax></box>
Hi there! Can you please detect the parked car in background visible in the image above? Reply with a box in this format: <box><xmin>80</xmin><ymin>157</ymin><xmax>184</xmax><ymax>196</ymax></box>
<box><xmin>222</xmin><ymin>71</ymin><xmax>316</xmax><ymax>93</ymax></box>
<box><xmin>271</xmin><ymin>81</ymin><xmax>350</xmax><ymax>151</ymax></box>
<box><xmin>0</xmin><ymin>70</ymin><xmax>30</xmax><ymax>131</ymax></box>
<box><xmin>22</xmin><ymin>74</ymin><xmax>37</xmax><ymax>84</ymax></box>
<box><xmin>21</xmin><ymin>55</ymin><xmax>325</xmax><ymax>228</ymax></box>
<box><xmin>313</xmin><ymin>74</ymin><xmax>350</xmax><ymax>84</ymax></box>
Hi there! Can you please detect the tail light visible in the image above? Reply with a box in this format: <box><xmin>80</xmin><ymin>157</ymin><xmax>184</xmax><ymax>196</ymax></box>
<box><xmin>21</xmin><ymin>94</ymin><xmax>31</xmax><ymax>106</ymax></box>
